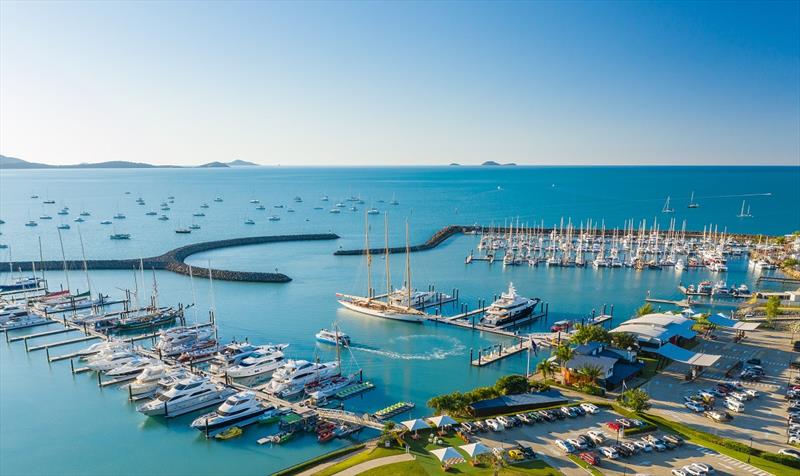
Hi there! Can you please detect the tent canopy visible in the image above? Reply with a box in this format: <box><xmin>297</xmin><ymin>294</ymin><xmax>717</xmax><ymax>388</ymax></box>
<box><xmin>401</xmin><ymin>419</ymin><xmax>431</xmax><ymax>431</ymax></box>
<box><xmin>708</xmin><ymin>314</ymin><xmax>761</xmax><ymax>331</ymax></box>
<box><xmin>655</xmin><ymin>343</ymin><xmax>720</xmax><ymax>367</ymax></box>
<box><xmin>430</xmin><ymin>447</ymin><xmax>465</xmax><ymax>465</ymax></box>
<box><xmin>427</xmin><ymin>415</ymin><xmax>457</xmax><ymax>427</ymax></box>
<box><xmin>460</xmin><ymin>442</ymin><xmax>491</xmax><ymax>458</ymax></box>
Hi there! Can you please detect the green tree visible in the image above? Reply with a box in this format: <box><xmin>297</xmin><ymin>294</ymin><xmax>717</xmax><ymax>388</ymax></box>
<box><xmin>570</xmin><ymin>323</ymin><xmax>611</xmax><ymax>345</ymax></box>
<box><xmin>765</xmin><ymin>295</ymin><xmax>781</xmax><ymax>327</ymax></box>
<box><xmin>611</xmin><ymin>332</ymin><xmax>637</xmax><ymax>350</ymax></box>
<box><xmin>577</xmin><ymin>364</ymin><xmax>603</xmax><ymax>386</ymax></box>
<box><xmin>783</xmin><ymin>258</ymin><xmax>799</xmax><ymax>267</ymax></box>
<box><xmin>635</xmin><ymin>303</ymin><xmax>654</xmax><ymax>317</ymax></box>
<box><xmin>536</xmin><ymin>359</ymin><xmax>553</xmax><ymax>381</ymax></box>
<box><xmin>554</xmin><ymin>344</ymin><xmax>574</xmax><ymax>373</ymax></box>
<box><xmin>619</xmin><ymin>388</ymin><xmax>651</xmax><ymax>412</ymax></box>
<box><xmin>494</xmin><ymin>375</ymin><xmax>529</xmax><ymax>395</ymax></box>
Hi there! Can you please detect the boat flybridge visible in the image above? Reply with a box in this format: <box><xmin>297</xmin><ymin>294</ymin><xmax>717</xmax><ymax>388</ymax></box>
<box><xmin>315</xmin><ymin>328</ymin><xmax>350</xmax><ymax>346</ymax></box>
<box><xmin>136</xmin><ymin>376</ymin><xmax>234</xmax><ymax>417</ymax></box>
<box><xmin>261</xmin><ymin>359</ymin><xmax>340</xmax><ymax>397</ymax></box>
<box><xmin>337</xmin><ymin>213</ymin><xmax>427</xmax><ymax>323</ymax></box>
<box><xmin>481</xmin><ymin>283</ymin><xmax>540</xmax><ymax>327</ymax></box>
<box><xmin>190</xmin><ymin>391</ymin><xmax>274</xmax><ymax>434</ymax></box>
<box><xmin>225</xmin><ymin>344</ymin><xmax>289</xmax><ymax>378</ymax></box>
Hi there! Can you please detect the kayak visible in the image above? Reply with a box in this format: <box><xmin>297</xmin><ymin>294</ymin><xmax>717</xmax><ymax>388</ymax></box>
<box><xmin>214</xmin><ymin>426</ymin><xmax>242</xmax><ymax>440</ymax></box>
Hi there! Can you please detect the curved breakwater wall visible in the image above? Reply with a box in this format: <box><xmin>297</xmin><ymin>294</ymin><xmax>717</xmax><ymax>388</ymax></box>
<box><xmin>4</xmin><ymin>234</ymin><xmax>340</xmax><ymax>283</ymax></box>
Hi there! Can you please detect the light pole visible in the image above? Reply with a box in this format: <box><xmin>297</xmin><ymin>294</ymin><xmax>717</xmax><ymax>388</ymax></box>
<box><xmin>747</xmin><ymin>437</ymin><xmax>753</xmax><ymax>463</ymax></box>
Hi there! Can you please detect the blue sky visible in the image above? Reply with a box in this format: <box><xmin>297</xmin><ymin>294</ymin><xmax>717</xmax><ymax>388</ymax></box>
<box><xmin>1</xmin><ymin>1</ymin><xmax>798</xmax><ymax>166</ymax></box>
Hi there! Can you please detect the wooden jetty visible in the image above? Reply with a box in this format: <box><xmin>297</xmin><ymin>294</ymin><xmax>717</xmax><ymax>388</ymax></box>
<box><xmin>645</xmin><ymin>296</ymin><xmax>691</xmax><ymax>308</ymax></box>
<box><xmin>470</xmin><ymin>332</ymin><xmax>564</xmax><ymax>367</ymax></box>
<box><xmin>757</xmin><ymin>275</ymin><xmax>800</xmax><ymax>285</ymax></box>
<box><xmin>9</xmin><ymin>327</ymin><xmax>77</xmax><ymax>342</ymax></box>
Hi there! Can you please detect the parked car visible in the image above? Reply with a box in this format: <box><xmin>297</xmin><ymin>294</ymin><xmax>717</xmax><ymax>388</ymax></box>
<box><xmin>724</xmin><ymin>398</ymin><xmax>745</xmax><ymax>413</ymax></box>
<box><xmin>554</xmin><ymin>439</ymin><xmax>575</xmax><ymax>453</ymax></box>
<box><xmin>587</xmin><ymin>430</ymin><xmax>607</xmax><ymax>444</ymax></box>
<box><xmin>574</xmin><ymin>405</ymin><xmax>587</xmax><ymax>416</ymax></box>
<box><xmin>507</xmin><ymin>449</ymin><xmax>524</xmax><ymax>461</ymax></box>
<box><xmin>497</xmin><ymin>416</ymin><xmax>512</xmax><ymax>427</ymax></box>
<box><xmin>537</xmin><ymin>410</ymin><xmax>554</xmax><ymax>422</ymax></box>
<box><xmin>561</xmin><ymin>407</ymin><xmax>577</xmax><ymax>418</ymax></box>
<box><xmin>616</xmin><ymin>418</ymin><xmax>634</xmax><ymax>428</ymax></box>
<box><xmin>598</xmin><ymin>446</ymin><xmax>619</xmax><ymax>459</ymax></box>
<box><xmin>568</xmin><ymin>438</ymin><xmax>587</xmax><ymax>450</ymax></box>
<box><xmin>614</xmin><ymin>444</ymin><xmax>632</xmax><ymax>457</ymax></box>
<box><xmin>682</xmin><ymin>465</ymin><xmax>703</xmax><ymax>476</ymax></box>
<box><xmin>779</xmin><ymin>448</ymin><xmax>800</xmax><ymax>460</ymax></box>
<box><xmin>516</xmin><ymin>413</ymin><xmax>531</xmax><ymax>424</ymax></box>
<box><xmin>633</xmin><ymin>440</ymin><xmax>652</xmax><ymax>452</ymax></box>
<box><xmin>663</xmin><ymin>434</ymin><xmax>684</xmax><ymax>446</ymax></box>
<box><xmin>506</xmin><ymin>415</ymin><xmax>521</xmax><ymax>427</ymax></box>
<box><xmin>520</xmin><ymin>445</ymin><xmax>536</xmax><ymax>459</ymax></box>
<box><xmin>486</xmin><ymin>418</ymin><xmax>504</xmax><ymax>431</ymax></box>
<box><xmin>685</xmin><ymin>401</ymin><xmax>705</xmax><ymax>413</ymax></box>
<box><xmin>460</xmin><ymin>422</ymin><xmax>475</xmax><ymax>433</ymax></box>
<box><xmin>672</xmin><ymin>470</ymin><xmax>688</xmax><ymax>476</ymax></box>
<box><xmin>606</xmin><ymin>421</ymin><xmax>622</xmax><ymax>431</ymax></box>
<box><xmin>526</xmin><ymin>411</ymin><xmax>543</xmax><ymax>423</ymax></box>
<box><xmin>704</xmin><ymin>410</ymin><xmax>732</xmax><ymax>422</ymax></box>
<box><xmin>689</xmin><ymin>462</ymin><xmax>715</xmax><ymax>474</ymax></box>
<box><xmin>580</xmin><ymin>403</ymin><xmax>600</xmax><ymax>414</ymax></box>
<box><xmin>621</xmin><ymin>441</ymin><xmax>638</xmax><ymax>454</ymax></box>
<box><xmin>577</xmin><ymin>434</ymin><xmax>595</xmax><ymax>448</ymax></box>
<box><xmin>579</xmin><ymin>451</ymin><xmax>599</xmax><ymax>465</ymax></box>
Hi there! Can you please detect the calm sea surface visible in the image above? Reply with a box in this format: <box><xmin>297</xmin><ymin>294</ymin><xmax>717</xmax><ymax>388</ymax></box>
<box><xmin>1</xmin><ymin>166</ymin><xmax>798</xmax><ymax>475</ymax></box>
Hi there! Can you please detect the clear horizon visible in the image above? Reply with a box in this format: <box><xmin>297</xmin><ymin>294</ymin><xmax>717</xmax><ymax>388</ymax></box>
<box><xmin>1</xmin><ymin>1</ymin><xmax>798</xmax><ymax>166</ymax></box>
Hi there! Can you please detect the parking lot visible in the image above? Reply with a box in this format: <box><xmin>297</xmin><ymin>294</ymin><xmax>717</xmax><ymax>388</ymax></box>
<box><xmin>642</xmin><ymin>327</ymin><xmax>796</xmax><ymax>453</ymax></box>
<box><xmin>466</xmin><ymin>407</ymin><xmax>768</xmax><ymax>475</ymax></box>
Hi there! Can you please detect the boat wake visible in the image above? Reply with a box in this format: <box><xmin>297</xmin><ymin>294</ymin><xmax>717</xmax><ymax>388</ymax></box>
<box><xmin>350</xmin><ymin>335</ymin><xmax>465</xmax><ymax>361</ymax></box>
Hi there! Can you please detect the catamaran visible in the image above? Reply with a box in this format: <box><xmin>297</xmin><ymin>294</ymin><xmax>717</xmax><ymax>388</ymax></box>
<box><xmin>688</xmin><ymin>191</ymin><xmax>699</xmax><ymax>208</ymax></box>
<box><xmin>737</xmin><ymin>200</ymin><xmax>753</xmax><ymax>218</ymax></box>
<box><xmin>662</xmin><ymin>196</ymin><xmax>674</xmax><ymax>213</ymax></box>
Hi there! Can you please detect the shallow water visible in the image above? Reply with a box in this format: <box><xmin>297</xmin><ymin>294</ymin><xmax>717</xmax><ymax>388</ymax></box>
<box><xmin>1</xmin><ymin>166</ymin><xmax>798</xmax><ymax>475</ymax></box>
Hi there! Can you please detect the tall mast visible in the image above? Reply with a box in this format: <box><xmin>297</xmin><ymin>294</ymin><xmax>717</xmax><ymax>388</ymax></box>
<box><xmin>384</xmin><ymin>213</ymin><xmax>391</xmax><ymax>298</ymax></box>
<box><xmin>405</xmin><ymin>219</ymin><xmax>411</xmax><ymax>310</ymax></box>
<box><xmin>38</xmin><ymin>236</ymin><xmax>46</xmax><ymax>286</ymax></box>
<box><xmin>364</xmin><ymin>210</ymin><xmax>372</xmax><ymax>299</ymax></box>
<box><xmin>77</xmin><ymin>225</ymin><xmax>91</xmax><ymax>296</ymax></box>
<box><xmin>57</xmin><ymin>228</ymin><xmax>70</xmax><ymax>292</ymax></box>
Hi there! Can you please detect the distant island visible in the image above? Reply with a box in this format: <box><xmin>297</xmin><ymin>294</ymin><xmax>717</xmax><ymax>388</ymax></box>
<box><xmin>0</xmin><ymin>155</ymin><xmax>261</xmax><ymax>169</ymax></box>
<box><xmin>449</xmin><ymin>162</ymin><xmax>460</xmax><ymax>166</ymax></box>
<box><xmin>481</xmin><ymin>161</ymin><xmax>517</xmax><ymax>166</ymax></box>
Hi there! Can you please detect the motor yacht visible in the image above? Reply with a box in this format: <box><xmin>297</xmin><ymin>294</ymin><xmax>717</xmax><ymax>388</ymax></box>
<box><xmin>387</xmin><ymin>287</ymin><xmax>449</xmax><ymax>309</ymax></box>
<box><xmin>87</xmin><ymin>350</ymin><xmax>140</xmax><ymax>372</ymax></box>
<box><xmin>481</xmin><ymin>283</ymin><xmax>539</xmax><ymax>327</ymax></box>
<box><xmin>77</xmin><ymin>339</ymin><xmax>130</xmax><ymax>359</ymax></box>
<box><xmin>106</xmin><ymin>358</ymin><xmax>158</xmax><ymax>378</ymax></box>
<box><xmin>136</xmin><ymin>377</ymin><xmax>234</xmax><ymax>417</ymax></box>
<box><xmin>262</xmin><ymin>360</ymin><xmax>340</xmax><ymax>397</ymax></box>
<box><xmin>155</xmin><ymin>326</ymin><xmax>215</xmax><ymax>357</ymax></box>
<box><xmin>190</xmin><ymin>391</ymin><xmax>273</xmax><ymax>434</ymax></box>
<box><xmin>209</xmin><ymin>342</ymin><xmax>260</xmax><ymax>374</ymax></box>
<box><xmin>129</xmin><ymin>366</ymin><xmax>186</xmax><ymax>398</ymax></box>
<box><xmin>305</xmin><ymin>374</ymin><xmax>356</xmax><ymax>400</ymax></box>
<box><xmin>225</xmin><ymin>345</ymin><xmax>288</xmax><ymax>378</ymax></box>
<box><xmin>1</xmin><ymin>314</ymin><xmax>49</xmax><ymax>330</ymax></box>
<box><xmin>315</xmin><ymin>329</ymin><xmax>350</xmax><ymax>346</ymax></box>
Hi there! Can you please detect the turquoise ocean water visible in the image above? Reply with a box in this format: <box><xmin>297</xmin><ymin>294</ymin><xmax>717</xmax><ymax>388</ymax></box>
<box><xmin>1</xmin><ymin>166</ymin><xmax>798</xmax><ymax>475</ymax></box>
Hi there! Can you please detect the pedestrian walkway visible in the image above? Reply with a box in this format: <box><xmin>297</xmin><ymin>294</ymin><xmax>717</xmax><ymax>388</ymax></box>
<box><xmin>335</xmin><ymin>453</ymin><xmax>415</xmax><ymax>476</ymax></box>
<box><xmin>697</xmin><ymin>447</ymin><xmax>773</xmax><ymax>476</ymax></box>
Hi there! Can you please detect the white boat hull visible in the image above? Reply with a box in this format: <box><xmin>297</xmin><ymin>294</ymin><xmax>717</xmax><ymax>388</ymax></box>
<box><xmin>338</xmin><ymin>300</ymin><xmax>424</xmax><ymax>323</ymax></box>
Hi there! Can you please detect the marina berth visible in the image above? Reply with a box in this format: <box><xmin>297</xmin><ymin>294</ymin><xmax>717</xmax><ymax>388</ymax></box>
<box><xmin>190</xmin><ymin>391</ymin><xmax>274</xmax><ymax>434</ymax></box>
<box><xmin>136</xmin><ymin>376</ymin><xmax>234</xmax><ymax>418</ymax></box>
<box><xmin>261</xmin><ymin>359</ymin><xmax>340</xmax><ymax>397</ymax></box>
<box><xmin>481</xmin><ymin>282</ymin><xmax>539</xmax><ymax>327</ymax></box>
<box><xmin>224</xmin><ymin>344</ymin><xmax>288</xmax><ymax>378</ymax></box>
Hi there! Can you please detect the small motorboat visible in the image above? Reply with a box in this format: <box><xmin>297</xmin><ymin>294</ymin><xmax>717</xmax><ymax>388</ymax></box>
<box><xmin>214</xmin><ymin>426</ymin><xmax>243</xmax><ymax>440</ymax></box>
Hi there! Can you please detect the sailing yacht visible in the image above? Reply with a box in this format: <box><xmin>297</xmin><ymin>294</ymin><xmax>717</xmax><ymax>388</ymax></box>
<box><xmin>687</xmin><ymin>191</ymin><xmax>699</xmax><ymax>208</ymax></box>
<box><xmin>662</xmin><ymin>196</ymin><xmax>674</xmax><ymax>213</ymax></box>
<box><xmin>737</xmin><ymin>200</ymin><xmax>753</xmax><ymax>218</ymax></box>
<box><xmin>337</xmin><ymin>216</ymin><xmax>426</xmax><ymax>323</ymax></box>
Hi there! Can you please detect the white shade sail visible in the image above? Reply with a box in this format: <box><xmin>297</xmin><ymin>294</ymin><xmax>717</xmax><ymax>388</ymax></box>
<box><xmin>401</xmin><ymin>419</ymin><xmax>430</xmax><ymax>431</ymax></box>
<box><xmin>459</xmin><ymin>442</ymin><xmax>491</xmax><ymax>457</ymax></box>
<box><xmin>427</xmin><ymin>415</ymin><xmax>457</xmax><ymax>427</ymax></box>
<box><xmin>430</xmin><ymin>447</ymin><xmax>465</xmax><ymax>465</ymax></box>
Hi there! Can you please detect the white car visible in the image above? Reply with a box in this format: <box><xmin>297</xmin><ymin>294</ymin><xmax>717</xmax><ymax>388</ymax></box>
<box><xmin>690</xmin><ymin>462</ymin><xmax>715</xmax><ymax>474</ymax></box>
<box><xmin>587</xmin><ymin>430</ymin><xmax>607</xmax><ymax>443</ymax></box>
<box><xmin>633</xmin><ymin>440</ymin><xmax>652</xmax><ymax>452</ymax></box>
<box><xmin>599</xmin><ymin>446</ymin><xmax>619</xmax><ymax>459</ymax></box>
<box><xmin>682</xmin><ymin>465</ymin><xmax>703</xmax><ymax>476</ymax></box>
<box><xmin>567</xmin><ymin>438</ymin><xmax>587</xmax><ymax>450</ymax></box>
<box><xmin>497</xmin><ymin>416</ymin><xmax>513</xmax><ymax>427</ymax></box>
<box><xmin>778</xmin><ymin>448</ymin><xmax>800</xmax><ymax>460</ymax></box>
<box><xmin>621</xmin><ymin>441</ymin><xmax>638</xmax><ymax>454</ymax></box>
<box><xmin>671</xmin><ymin>470</ymin><xmax>688</xmax><ymax>476</ymax></box>
<box><xmin>728</xmin><ymin>391</ymin><xmax>749</xmax><ymax>401</ymax></box>
<box><xmin>743</xmin><ymin>388</ymin><xmax>758</xmax><ymax>398</ymax></box>
<box><xmin>684</xmin><ymin>401</ymin><xmax>705</xmax><ymax>412</ymax></box>
<box><xmin>580</xmin><ymin>403</ymin><xmax>600</xmax><ymax>414</ymax></box>
<box><xmin>554</xmin><ymin>439</ymin><xmax>575</xmax><ymax>453</ymax></box>
<box><xmin>486</xmin><ymin>418</ymin><xmax>504</xmax><ymax>431</ymax></box>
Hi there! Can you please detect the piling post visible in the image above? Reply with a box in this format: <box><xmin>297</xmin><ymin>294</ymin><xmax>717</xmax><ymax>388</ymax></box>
<box><xmin>46</xmin><ymin>346</ymin><xmax>50</xmax><ymax>363</ymax></box>
<box><xmin>97</xmin><ymin>371</ymin><xmax>102</xmax><ymax>387</ymax></box>
<box><xmin>24</xmin><ymin>337</ymin><xmax>29</xmax><ymax>352</ymax></box>
<box><xmin>70</xmin><ymin>358</ymin><xmax>74</xmax><ymax>374</ymax></box>
<box><xmin>470</xmin><ymin>348</ymin><xmax>473</xmax><ymax>362</ymax></box>
<box><xmin>205</xmin><ymin>418</ymin><xmax>209</xmax><ymax>438</ymax></box>
<box><xmin>128</xmin><ymin>383</ymin><xmax>133</xmax><ymax>401</ymax></box>
<box><xmin>478</xmin><ymin>350</ymin><xmax>482</xmax><ymax>365</ymax></box>
<box><xmin>4</xmin><ymin>330</ymin><xmax>9</xmax><ymax>343</ymax></box>
<box><xmin>602</xmin><ymin>303</ymin><xmax>607</xmax><ymax>315</ymax></box>
<box><xmin>359</xmin><ymin>369</ymin><xmax>363</xmax><ymax>382</ymax></box>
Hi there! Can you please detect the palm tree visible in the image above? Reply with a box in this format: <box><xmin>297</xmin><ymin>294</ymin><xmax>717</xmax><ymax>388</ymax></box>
<box><xmin>611</xmin><ymin>332</ymin><xmax>637</xmax><ymax>350</ymax></box>
<box><xmin>554</xmin><ymin>345</ymin><xmax>574</xmax><ymax>383</ymax></box>
<box><xmin>635</xmin><ymin>303</ymin><xmax>654</xmax><ymax>317</ymax></box>
<box><xmin>536</xmin><ymin>359</ymin><xmax>552</xmax><ymax>381</ymax></box>
<box><xmin>577</xmin><ymin>364</ymin><xmax>603</xmax><ymax>386</ymax></box>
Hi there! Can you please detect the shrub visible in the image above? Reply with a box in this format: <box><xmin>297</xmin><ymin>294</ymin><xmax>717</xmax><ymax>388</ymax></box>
<box><xmin>577</xmin><ymin>384</ymin><xmax>606</xmax><ymax>397</ymax></box>
<box><xmin>762</xmin><ymin>452</ymin><xmax>800</xmax><ymax>469</ymax></box>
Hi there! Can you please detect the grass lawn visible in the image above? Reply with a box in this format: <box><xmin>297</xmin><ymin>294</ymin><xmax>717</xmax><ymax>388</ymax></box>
<box><xmin>567</xmin><ymin>455</ymin><xmax>603</xmax><ymax>476</ymax></box>
<box><xmin>319</xmin><ymin>431</ymin><xmax>561</xmax><ymax>476</ymax></box>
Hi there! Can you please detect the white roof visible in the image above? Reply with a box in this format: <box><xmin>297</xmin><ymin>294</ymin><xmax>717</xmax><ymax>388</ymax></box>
<box><xmin>401</xmin><ymin>419</ymin><xmax>430</xmax><ymax>431</ymax></box>
<box><xmin>460</xmin><ymin>442</ymin><xmax>491</xmax><ymax>457</ymax></box>
<box><xmin>430</xmin><ymin>447</ymin><xmax>465</xmax><ymax>465</ymax></box>
<box><xmin>427</xmin><ymin>415</ymin><xmax>457</xmax><ymax>427</ymax></box>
